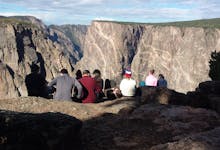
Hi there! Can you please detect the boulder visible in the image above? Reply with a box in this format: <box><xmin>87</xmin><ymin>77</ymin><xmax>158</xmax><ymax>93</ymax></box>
<box><xmin>0</xmin><ymin>111</ymin><xmax>82</xmax><ymax>150</ymax></box>
<box><xmin>139</xmin><ymin>86</ymin><xmax>189</xmax><ymax>105</ymax></box>
<box><xmin>139</xmin><ymin>84</ymin><xmax>220</xmax><ymax>113</ymax></box>
<box><xmin>198</xmin><ymin>81</ymin><xmax>220</xmax><ymax>95</ymax></box>
<box><xmin>187</xmin><ymin>81</ymin><xmax>220</xmax><ymax>113</ymax></box>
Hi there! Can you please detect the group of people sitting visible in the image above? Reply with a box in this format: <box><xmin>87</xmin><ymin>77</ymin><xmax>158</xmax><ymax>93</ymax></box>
<box><xmin>143</xmin><ymin>69</ymin><xmax>167</xmax><ymax>87</ymax></box>
<box><xmin>25</xmin><ymin>64</ymin><xmax>167</xmax><ymax>103</ymax></box>
<box><xmin>118</xmin><ymin>69</ymin><xmax>167</xmax><ymax>97</ymax></box>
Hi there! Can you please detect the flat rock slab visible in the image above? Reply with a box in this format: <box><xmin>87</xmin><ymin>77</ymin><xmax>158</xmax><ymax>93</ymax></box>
<box><xmin>81</xmin><ymin>104</ymin><xmax>220</xmax><ymax>150</ymax></box>
<box><xmin>150</xmin><ymin>127</ymin><xmax>220</xmax><ymax>150</ymax></box>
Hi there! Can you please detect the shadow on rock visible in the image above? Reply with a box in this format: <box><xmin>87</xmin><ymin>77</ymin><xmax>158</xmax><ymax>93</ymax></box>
<box><xmin>187</xmin><ymin>81</ymin><xmax>220</xmax><ymax>113</ymax></box>
<box><xmin>0</xmin><ymin>110</ymin><xmax>82</xmax><ymax>150</ymax></box>
<box><xmin>81</xmin><ymin>104</ymin><xmax>220</xmax><ymax>150</ymax></box>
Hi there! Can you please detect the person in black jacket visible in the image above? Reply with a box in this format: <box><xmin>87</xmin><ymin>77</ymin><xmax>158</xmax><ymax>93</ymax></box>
<box><xmin>25</xmin><ymin>64</ymin><xmax>48</xmax><ymax>98</ymax></box>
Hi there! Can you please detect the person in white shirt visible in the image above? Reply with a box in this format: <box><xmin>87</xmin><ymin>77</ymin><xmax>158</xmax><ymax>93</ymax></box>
<box><xmin>145</xmin><ymin>69</ymin><xmax>157</xmax><ymax>86</ymax></box>
<box><xmin>119</xmin><ymin>70</ymin><xmax>136</xmax><ymax>96</ymax></box>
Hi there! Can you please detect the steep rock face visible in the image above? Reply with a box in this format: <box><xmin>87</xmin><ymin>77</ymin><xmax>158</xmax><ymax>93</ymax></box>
<box><xmin>0</xmin><ymin>62</ymin><xmax>20</xmax><ymax>98</ymax></box>
<box><xmin>0</xmin><ymin>18</ymin><xmax>79</xmax><ymax>98</ymax></box>
<box><xmin>52</xmin><ymin>24</ymin><xmax>88</xmax><ymax>58</ymax></box>
<box><xmin>48</xmin><ymin>24</ymin><xmax>88</xmax><ymax>62</ymax></box>
<box><xmin>132</xmin><ymin>26</ymin><xmax>220</xmax><ymax>92</ymax></box>
<box><xmin>76</xmin><ymin>21</ymin><xmax>220</xmax><ymax>93</ymax></box>
<box><xmin>48</xmin><ymin>26</ymin><xmax>80</xmax><ymax>64</ymax></box>
<box><xmin>1</xmin><ymin>17</ymin><xmax>220</xmax><ymax>98</ymax></box>
<box><xmin>75</xmin><ymin>21</ymin><xmax>143</xmax><ymax>82</ymax></box>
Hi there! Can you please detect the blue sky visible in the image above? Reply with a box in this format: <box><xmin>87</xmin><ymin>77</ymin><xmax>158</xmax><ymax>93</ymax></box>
<box><xmin>0</xmin><ymin>0</ymin><xmax>220</xmax><ymax>25</ymax></box>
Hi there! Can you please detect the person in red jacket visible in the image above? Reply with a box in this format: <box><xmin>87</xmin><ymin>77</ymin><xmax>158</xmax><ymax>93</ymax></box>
<box><xmin>79</xmin><ymin>70</ymin><xmax>98</xmax><ymax>103</ymax></box>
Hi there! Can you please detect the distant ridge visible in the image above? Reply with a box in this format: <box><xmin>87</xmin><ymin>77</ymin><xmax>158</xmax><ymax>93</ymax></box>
<box><xmin>94</xmin><ymin>18</ymin><xmax>220</xmax><ymax>29</ymax></box>
<box><xmin>1</xmin><ymin>15</ymin><xmax>220</xmax><ymax>29</ymax></box>
<box><xmin>0</xmin><ymin>16</ymin><xmax>46</xmax><ymax>29</ymax></box>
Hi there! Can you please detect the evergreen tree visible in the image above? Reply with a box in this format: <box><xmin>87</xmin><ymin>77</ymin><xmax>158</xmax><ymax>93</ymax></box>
<box><xmin>209</xmin><ymin>51</ymin><xmax>220</xmax><ymax>80</ymax></box>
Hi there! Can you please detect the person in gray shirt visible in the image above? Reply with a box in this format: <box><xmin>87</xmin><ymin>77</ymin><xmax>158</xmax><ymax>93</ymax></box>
<box><xmin>48</xmin><ymin>68</ymin><xmax>82</xmax><ymax>101</ymax></box>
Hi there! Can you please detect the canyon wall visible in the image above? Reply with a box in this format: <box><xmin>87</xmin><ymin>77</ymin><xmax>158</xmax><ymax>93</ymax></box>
<box><xmin>49</xmin><ymin>24</ymin><xmax>88</xmax><ymax>59</ymax></box>
<box><xmin>76</xmin><ymin>21</ymin><xmax>220</xmax><ymax>93</ymax></box>
<box><xmin>75</xmin><ymin>21</ymin><xmax>143</xmax><ymax>83</ymax></box>
<box><xmin>0</xmin><ymin>17</ymin><xmax>85</xmax><ymax>98</ymax></box>
<box><xmin>1</xmin><ymin>17</ymin><xmax>220</xmax><ymax>99</ymax></box>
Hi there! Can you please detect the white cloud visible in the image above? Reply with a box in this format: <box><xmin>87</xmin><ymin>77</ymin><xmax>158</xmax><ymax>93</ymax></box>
<box><xmin>94</xmin><ymin>17</ymin><xmax>115</xmax><ymax>21</ymax></box>
<box><xmin>0</xmin><ymin>0</ymin><xmax>220</xmax><ymax>25</ymax></box>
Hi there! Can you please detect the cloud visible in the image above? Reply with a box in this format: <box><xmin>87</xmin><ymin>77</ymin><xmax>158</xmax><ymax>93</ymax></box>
<box><xmin>0</xmin><ymin>0</ymin><xmax>220</xmax><ymax>25</ymax></box>
<box><xmin>94</xmin><ymin>17</ymin><xmax>115</xmax><ymax>21</ymax></box>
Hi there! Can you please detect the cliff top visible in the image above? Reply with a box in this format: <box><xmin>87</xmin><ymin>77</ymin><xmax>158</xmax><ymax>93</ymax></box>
<box><xmin>0</xmin><ymin>16</ymin><xmax>43</xmax><ymax>29</ymax></box>
<box><xmin>0</xmin><ymin>17</ymin><xmax>31</xmax><ymax>25</ymax></box>
<box><xmin>2</xmin><ymin>15</ymin><xmax>220</xmax><ymax>29</ymax></box>
<box><xmin>94</xmin><ymin>18</ymin><xmax>220</xmax><ymax>29</ymax></box>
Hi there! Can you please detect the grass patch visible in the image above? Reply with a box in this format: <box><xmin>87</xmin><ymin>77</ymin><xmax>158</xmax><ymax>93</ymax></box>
<box><xmin>0</xmin><ymin>17</ymin><xmax>37</xmax><ymax>28</ymax></box>
<box><xmin>94</xmin><ymin>18</ymin><xmax>220</xmax><ymax>29</ymax></box>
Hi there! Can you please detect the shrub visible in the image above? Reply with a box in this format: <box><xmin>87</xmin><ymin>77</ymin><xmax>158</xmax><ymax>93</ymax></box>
<box><xmin>209</xmin><ymin>50</ymin><xmax>220</xmax><ymax>80</ymax></box>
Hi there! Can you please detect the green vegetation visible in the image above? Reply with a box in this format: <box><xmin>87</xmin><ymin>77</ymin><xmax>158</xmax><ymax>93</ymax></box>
<box><xmin>95</xmin><ymin>18</ymin><xmax>220</xmax><ymax>29</ymax></box>
<box><xmin>0</xmin><ymin>17</ymin><xmax>37</xmax><ymax>28</ymax></box>
<box><xmin>209</xmin><ymin>51</ymin><xmax>220</xmax><ymax>80</ymax></box>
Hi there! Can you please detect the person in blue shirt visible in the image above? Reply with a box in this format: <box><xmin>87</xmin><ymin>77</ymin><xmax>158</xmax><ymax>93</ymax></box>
<box><xmin>157</xmin><ymin>74</ymin><xmax>167</xmax><ymax>87</ymax></box>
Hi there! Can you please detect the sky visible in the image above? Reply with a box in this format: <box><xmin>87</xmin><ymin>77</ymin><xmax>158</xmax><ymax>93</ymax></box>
<box><xmin>0</xmin><ymin>0</ymin><xmax>220</xmax><ymax>25</ymax></box>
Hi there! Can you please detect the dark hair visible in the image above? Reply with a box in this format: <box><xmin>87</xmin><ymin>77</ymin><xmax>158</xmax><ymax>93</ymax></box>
<box><xmin>93</xmin><ymin>69</ymin><xmax>101</xmax><ymax>75</ymax></box>
<box><xmin>75</xmin><ymin>70</ymin><xmax>82</xmax><ymax>79</ymax></box>
<box><xmin>104</xmin><ymin>79</ymin><xmax>111</xmax><ymax>89</ymax></box>
<box><xmin>60</xmin><ymin>68</ymin><xmax>68</xmax><ymax>74</ymax></box>
<box><xmin>30</xmin><ymin>64</ymin><xmax>40</xmax><ymax>73</ymax></box>
<box><xmin>150</xmin><ymin>69</ymin><xmax>155</xmax><ymax>74</ymax></box>
<box><xmin>159</xmin><ymin>74</ymin><xmax>164</xmax><ymax>79</ymax></box>
<box><xmin>93</xmin><ymin>69</ymin><xmax>101</xmax><ymax>79</ymax></box>
<box><xmin>83</xmin><ymin>70</ymin><xmax>90</xmax><ymax>75</ymax></box>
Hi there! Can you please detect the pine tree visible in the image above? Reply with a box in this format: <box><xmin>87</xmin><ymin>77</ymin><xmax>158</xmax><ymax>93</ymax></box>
<box><xmin>209</xmin><ymin>51</ymin><xmax>220</xmax><ymax>80</ymax></box>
